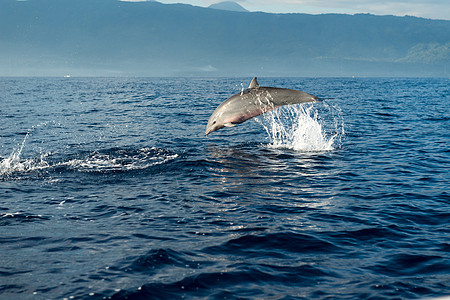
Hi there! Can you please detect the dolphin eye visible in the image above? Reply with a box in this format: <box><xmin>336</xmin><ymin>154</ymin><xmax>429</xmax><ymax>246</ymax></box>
<box><xmin>212</xmin><ymin>121</ymin><xmax>216</xmax><ymax>124</ymax></box>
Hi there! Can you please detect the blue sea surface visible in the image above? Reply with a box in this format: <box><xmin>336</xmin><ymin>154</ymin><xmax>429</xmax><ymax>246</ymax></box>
<box><xmin>0</xmin><ymin>77</ymin><xmax>449</xmax><ymax>299</ymax></box>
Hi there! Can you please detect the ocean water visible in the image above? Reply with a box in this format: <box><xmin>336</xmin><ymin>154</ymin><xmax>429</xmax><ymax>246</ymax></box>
<box><xmin>0</xmin><ymin>77</ymin><xmax>448</xmax><ymax>300</ymax></box>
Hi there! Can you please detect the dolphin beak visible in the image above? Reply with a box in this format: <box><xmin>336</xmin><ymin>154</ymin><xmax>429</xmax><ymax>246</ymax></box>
<box><xmin>205</xmin><ymin>123</ymin><xmax>216</xmax><ymax>135</ymax></box>
<box><xmin>206</xmin><ymin>125</ymin><xmax>218</xmax><ymax>135</ymax></box>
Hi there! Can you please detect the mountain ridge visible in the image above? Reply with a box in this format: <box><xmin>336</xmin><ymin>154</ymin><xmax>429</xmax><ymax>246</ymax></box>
<box><xmin>0</xmin><ymin>0</ymin><xmax>448</xmax><ymax>76</ymax></box>
<box><xmin>208</xmin><ymin>1</ymin><xmax>248</xmax><ymax>12</ymax></box>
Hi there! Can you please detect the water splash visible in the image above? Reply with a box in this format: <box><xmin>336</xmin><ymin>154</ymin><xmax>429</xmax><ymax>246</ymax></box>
<box><xmin>255</xmin><ymin>102</ymin><xmax>344</xmax><ymax>152</ymax></box>
<box><xmin>0</xmin><ymin>133</ymin><xmax>30</xmax><ymax>176</ymax></box>
<box><xmin>0</xmin><ymin>133</ymin><xmax>51</xmax><ymax>177</ymax></box>
<box><xmin>0</xmin><ymin>122</ymin><xmax>58</xmax><ymax>177</ymax></box>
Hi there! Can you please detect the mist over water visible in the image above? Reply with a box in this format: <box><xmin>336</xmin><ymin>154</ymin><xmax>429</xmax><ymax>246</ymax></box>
<box><xmin>0</xmin><ymin>77</ymin><xmax>448</xmax><ymax>299</ymax></box>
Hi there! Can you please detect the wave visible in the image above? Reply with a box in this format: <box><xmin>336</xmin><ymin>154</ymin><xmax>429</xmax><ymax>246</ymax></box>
<box><xmin>0</xmin><ymin>212</ymin><xmax>50</xmax><ymax>226</ymax></box>
<box><xmin>0</xmin><ymin>135</ymin><xmax>177</xmax><ymax>180</ymax></box>
<box><xmin>60</xmin><ymin>147</ymin><xmax>178</xmax><ymax>173</ymax></box>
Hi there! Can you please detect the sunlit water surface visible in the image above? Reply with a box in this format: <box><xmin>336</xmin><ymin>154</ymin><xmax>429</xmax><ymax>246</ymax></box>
<box><xmin>0</xmin><ymin>77</ymin><xmax>448</xmax><ymax>299</ymax></box>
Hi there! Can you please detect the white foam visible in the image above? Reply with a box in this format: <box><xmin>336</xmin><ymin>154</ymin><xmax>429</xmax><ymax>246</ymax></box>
<box><xmin>61</xmin><ymin>148</ymin><xmax>178</xmax><ymax>172</ymax></box>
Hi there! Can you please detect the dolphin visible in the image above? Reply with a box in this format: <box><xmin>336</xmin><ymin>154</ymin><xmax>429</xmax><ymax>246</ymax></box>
<box><xmin>205</xmin><ymin>77</ymin><xmax>318</xmax><ymax>135</ymax></box>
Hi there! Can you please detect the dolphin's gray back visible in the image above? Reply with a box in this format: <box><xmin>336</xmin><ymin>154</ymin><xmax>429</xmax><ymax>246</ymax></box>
<box><xmin>214</xmin><ymin>86</ymin><xmax>317</xmax><ymax>125</ymax></box>
<box><xmin>259</xmin><ymin>87</ymin><xmax>318</xmax><ymax>106</ymax></box>
<box><xmin>205</xmin><ymin>81</ymin><xmax>318</xmax><ymax>134</ymax></box>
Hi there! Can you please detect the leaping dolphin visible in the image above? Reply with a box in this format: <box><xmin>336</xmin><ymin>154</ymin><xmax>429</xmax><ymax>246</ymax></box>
<box><xmin>205</xmin><ymin>77</ymin><xmax>318</xmax><ymax>135</ymax></box>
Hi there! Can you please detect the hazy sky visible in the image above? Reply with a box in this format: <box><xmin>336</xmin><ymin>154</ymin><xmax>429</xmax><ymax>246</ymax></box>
<box><xmin>147</xmin><ymin>0</ymin><xmax>450</xmax><ymax>20</ymax></box>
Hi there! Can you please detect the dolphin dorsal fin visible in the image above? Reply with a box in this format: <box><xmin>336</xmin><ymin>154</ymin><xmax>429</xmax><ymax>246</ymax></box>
<box><xmin>248</xmin><ymin>77</ymin><xmax>259</xmax><ymax>89</ymax></box>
